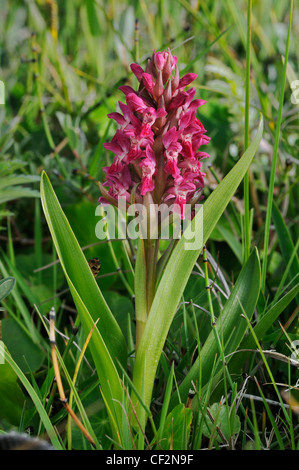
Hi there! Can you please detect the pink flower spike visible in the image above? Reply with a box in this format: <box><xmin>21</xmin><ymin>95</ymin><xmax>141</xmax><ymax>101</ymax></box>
<box><xmin>200</xmin><ymin>135</ymin><xmax>211</xmax><ymax>145</ymax></box>
<box><xmin>178</xmin><ymin>157</ymin><xmax>202</xmax><ymax>173</ymax></box>
<box><xmin>100</xmin><ymin>48</ymin><xmax>210</xmax><ymax>218</ymax></box>
<box><xmin>171</xmin><ymin>65</ymin><xmax>180</xmax><ymax>93</ymax></box>
<box><xmin>156</xmin><ymin>108</ymin><xmax>167</xmax><ymax>118</ymax></box>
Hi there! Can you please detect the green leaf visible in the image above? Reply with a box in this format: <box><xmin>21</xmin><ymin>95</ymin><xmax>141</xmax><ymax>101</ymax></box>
<box><xmin>200</xmin><ymin>402</ymin><xmax>241</xmax><ymax>442</ymax></box>
<box><xmin>0</xmin><ymin>188</ymin><xmax>40</xmax><ymax>205</ymax></box>
<box><xmin>0</xmin><ymin>363</ymin><xmax>25</xmax><ymax>426</ymax></box>
<box><xmin>159</xmin><ymin>404</ymin><xmax>192</xmax><ymax>450</ymax></box>
<box><xmin>40</xmin><ymin>171</ymin><xmax>127</xmax><ymax>439</ymax></box>
<box><xmin>1</xmin><ymin>318</ymin><xmax>44</xmax><ymax>373</ymax></box>
<box><xmin>133</xmin><ymin>116</ymin><xmax>263</xmax><ymax>420</ymax></box>
<box><xmin>212</xmin><ymin>219</ymin><xmax>242</xmax><ymax>264</ymax></box>
<box><xmin>158</xmin><ymin>362</ymin><xmax>175</xmax><ymax>444</ymax></box>
<box><xmin>103</xmin><ymin>291</ymin><xmax>134</xmax><ymax>341</ymax></box>
<box><xmin>40</xmin><ymin>171</ymin><xmax>127</xmax><ymax>366</ymax></box>
<box><xmin>0</xmin><ymin>175</ymin><xmax>40</xmax><ymax>189</ymax></box>
<box><xmin>0</xmin><ymin>277</ymin><xmax>15</xmax><ymax>302</ymax></box>
<box><xmin>85</xmin><ymin>0</ymin><xmax>101</xmax><ymax>36</ymax></box>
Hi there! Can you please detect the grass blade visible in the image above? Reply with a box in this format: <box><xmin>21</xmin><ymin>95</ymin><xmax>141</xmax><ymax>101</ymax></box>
<box><xmin>0</xmin><ymin>346</ymin><xmax>63</xmax><ymax>449</ymax></box>
<box><xmin>171</xmin><ymin>247</ymin><xmax>261</xmax><ymax>409</ymax></box>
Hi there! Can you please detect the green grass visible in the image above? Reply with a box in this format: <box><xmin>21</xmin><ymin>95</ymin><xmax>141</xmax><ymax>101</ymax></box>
<box><xmin>0</xmin><ymin>0</ymin><xmax>298</xmax><ymax>451</ymax></box>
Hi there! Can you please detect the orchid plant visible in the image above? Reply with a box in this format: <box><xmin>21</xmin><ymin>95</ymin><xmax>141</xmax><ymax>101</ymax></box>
<box><xmin>99</xmin><ymin>49</ymin><xmax>210</xmax><ymax>349</ymax></box>
<box><xmin>40</xmin><ymin>47</ymin><xmax>264</xmax><ymax>447</ymax></box>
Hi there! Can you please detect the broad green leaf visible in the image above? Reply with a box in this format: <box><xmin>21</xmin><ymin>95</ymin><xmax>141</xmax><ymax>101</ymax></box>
<box><xmin>1</xmin><ymin>318</ymin><xmax>44</xmax><ymax>373</ymax></box>
<box><xmin>40</xmin><ymin>172</ymin><xmax>127</xmax><ymax>439</ymax></box>
<box><xmin>213</xmin><ymin>221</ymin><xmax>242</xmax><ymax>264</ymax></box>
<box><xmin>68</xmin><ymin>282</ymin><xmax>124</xmax><ymax>423</ymax></box>
<box><xmin>159</xmin><ymin>403</ymin><xmax>192</xmax><ymax>450</ymax></box>
<box><xmin>40</xmin><ymin>171</ymin><xmax>127</xmax><ymax>367</ymax></box>
<box><xmin>200</xmin><ymin>402</ymin><xmax>241</xmax><ymax>442</ymax></box>
<box><xmin>65</xmin><ymin>201</ymin><xmax>122</xmax><ymax>290</ymax></box>
<box><xmin>133</xmin><ymin>116</ymin><xmax>263</xmax><ymax>420</ymax></box>
<box><xmin>0</xmin><ymin>363</ymin><xmax>25</xmax><ymax>426</ymax></box>
<box><xmin>103</xmin><ymin>291</ymin><xmax>134</xmax><ymax>341</ymax></box>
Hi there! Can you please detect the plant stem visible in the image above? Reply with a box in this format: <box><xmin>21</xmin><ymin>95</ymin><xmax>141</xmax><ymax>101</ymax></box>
<box><xmin>261</xmin><ymin>0</ymin><xmax>293</xmax><ymax>292</ymax></box>
<box><xmin>135</xmin><ymin>192</ymin><xmax>159</xmax><ymax>350</ymax></box>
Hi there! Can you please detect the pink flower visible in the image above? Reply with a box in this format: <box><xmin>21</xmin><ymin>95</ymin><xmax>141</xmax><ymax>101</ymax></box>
<box><xmin>100</xmin><ymin>48</ymin><xmax>210</xmax><ymax>219</ymax></box>
<box><xmin>139</xmin><ymin>146</ymin><xmax>156</xmax><ymax>195</ymax></box>
<box><xmin>165</xmin><ymin>178</ymin><xmax>196</xmax><ymax>219</ymax></box>
<box><xmin>163</xmin><ymin>127</ymin><xmax>182</xmax><ymax>178</ymax></box>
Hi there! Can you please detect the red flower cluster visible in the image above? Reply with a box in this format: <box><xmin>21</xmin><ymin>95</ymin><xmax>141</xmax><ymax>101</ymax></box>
<box><xmin>100</xmin><ymin>49</ymin><xmax>210</xmax><ymax>218</ymax></box>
